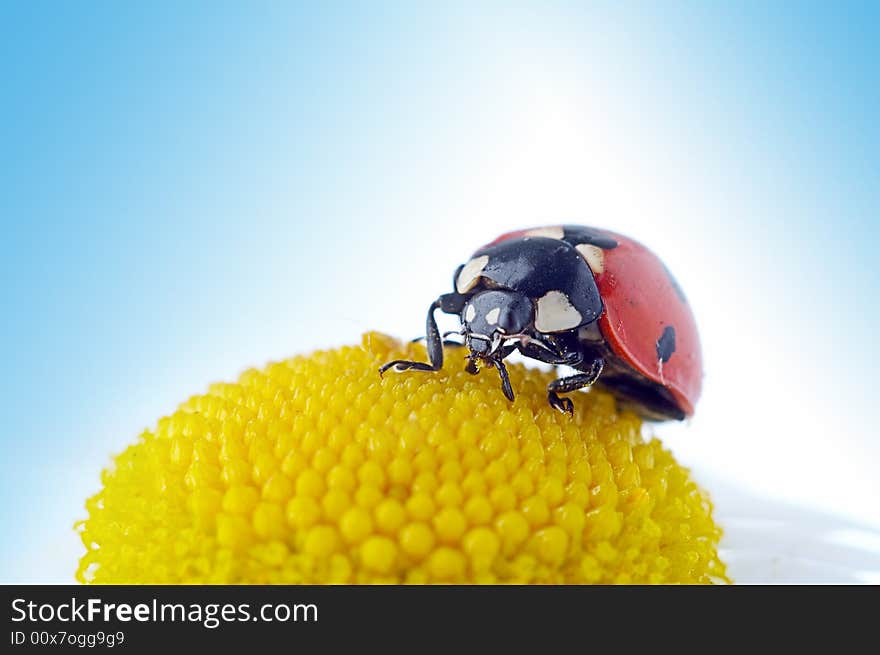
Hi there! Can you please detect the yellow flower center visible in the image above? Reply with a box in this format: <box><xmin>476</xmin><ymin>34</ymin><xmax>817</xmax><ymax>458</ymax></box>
<box><xmin>75</xmin><ymin>332</ymin><xmax>728</xmax><ymax>584</ymax></box>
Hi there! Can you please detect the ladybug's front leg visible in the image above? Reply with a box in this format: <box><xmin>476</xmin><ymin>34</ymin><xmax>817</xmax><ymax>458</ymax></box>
<box><xmin>380</xmin><ymin>293</ymin><xmax>464</xmax><ymax>375</ymax></box>
<box><xmin>547</xmin><ymin>357</ymin><xmax>604</xmax><ymax>415</ymax></box>
<box><xmin>466</xmin><ymin>343</ymin><xmax>516</xmax><ymax>375</ymax></box>
<box><xmin>486</xmin><ymin>357</ymin><xmax>515</xmax><ymax>402</ymax></box>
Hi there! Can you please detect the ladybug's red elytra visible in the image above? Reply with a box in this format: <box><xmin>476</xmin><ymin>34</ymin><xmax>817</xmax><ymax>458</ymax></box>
<box><xmin>380</xmin><ymin>225</ymin><xmax>702</xmax><ymax>420</ymax></box>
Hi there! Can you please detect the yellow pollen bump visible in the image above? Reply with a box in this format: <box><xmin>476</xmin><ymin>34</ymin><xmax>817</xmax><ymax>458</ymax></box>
<box><xmin>75</xmin><ymin>332</ymin><xmax>728</xmax><ymax>584</ymax></box>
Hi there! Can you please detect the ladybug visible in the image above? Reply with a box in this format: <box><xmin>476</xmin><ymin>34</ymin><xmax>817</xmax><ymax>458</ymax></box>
<box><xmin>380</xmin><ymin>225</ymin><xmax>702</xmax><ymax>420</ymax></box>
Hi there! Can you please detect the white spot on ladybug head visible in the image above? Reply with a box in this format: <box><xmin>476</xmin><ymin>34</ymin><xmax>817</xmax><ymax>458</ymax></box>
<box><xmin>535</xmin><ymin>290</ymin><xmax>583</xmax><ymax>333</ymax></box>
<box><xmin>525</xmin><ymin>226</ymin><xmax>564</xmax><ymax>240</ymax></box>
<box><xmin>485</xmin><ymin>307</ymin><xmax>501</xmax><ymax>326</ymax></box>
<box><xmin>456</xmin><ymin>255</ymin><xmax>490</xmax><ymax>294</ymax></box>
<box><xmin>576</xmin><ymin>244</ymin><xmax>605</xmax><ymax>274</ymax></box>
<box><xmin>464</xmin><ymin>303</ymin><xmax>477</xmax><ymax>323</ymax></box>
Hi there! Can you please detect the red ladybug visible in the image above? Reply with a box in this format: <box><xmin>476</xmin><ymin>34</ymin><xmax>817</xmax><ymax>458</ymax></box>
<box><xmin>381</xmin><ymin>225</ymin><xmax>702</xmax><ymax>420</ymax></box>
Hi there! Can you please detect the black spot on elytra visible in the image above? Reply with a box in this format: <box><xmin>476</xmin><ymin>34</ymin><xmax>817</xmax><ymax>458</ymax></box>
<box><xmin>656</xmin><ymin>325</ymin><xmax>676</xmax><ymax>363</ymax></box>
<box><xmin>662</xmin><ymin>262</ymin><xmax>687</xmax><ymax>303</ymax></box>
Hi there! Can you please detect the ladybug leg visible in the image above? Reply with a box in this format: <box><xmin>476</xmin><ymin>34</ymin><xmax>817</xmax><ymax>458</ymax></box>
<box><xmin>379</xmin><ymin>298</ymin><xmax>447</xmax><ymax>375</ymax></box>
<box><xmin>465</xmin><ymin>342</ymin><xmax>515</xmax><ymax>377</ymax></box>
<box><xmin>547</xmin><ymin>357</ymin><xmax>604</xmax><ymax>415</ymax></box>
<box><xmin>517</xmin><ymin>340</ymin><xmax>582</xmax><ymax>367</ymax></box>
<box><xmin>487</xmin><ymin>357</ymin><xmax>515</xmax><ymax>402</ymax></box>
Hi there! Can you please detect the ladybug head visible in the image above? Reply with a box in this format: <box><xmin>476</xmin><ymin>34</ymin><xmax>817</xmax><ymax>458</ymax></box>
<box><xmin>461</xmin><ymin>289</ymin><xmax>533</xmax><ymax>357</ymax></box>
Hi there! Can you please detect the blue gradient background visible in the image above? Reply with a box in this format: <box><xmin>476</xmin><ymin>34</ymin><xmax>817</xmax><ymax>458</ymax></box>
<box><xmin>1</xmin><ymin>2</ymin><xmax>878</xmax><ymax>582</ymax></box>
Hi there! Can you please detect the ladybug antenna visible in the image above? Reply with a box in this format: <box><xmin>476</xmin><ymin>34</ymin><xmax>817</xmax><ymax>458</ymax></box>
<box><xmin>412</xmin><ymin>330</ymin><xmax>463</xmax><ymax>346</ymax></box>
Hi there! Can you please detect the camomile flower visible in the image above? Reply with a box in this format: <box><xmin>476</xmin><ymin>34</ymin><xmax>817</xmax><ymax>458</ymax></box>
<box><xmin>76</xmin><ymin>333</ymin><xmax>728</xmax><ymax>584</ymax></box>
